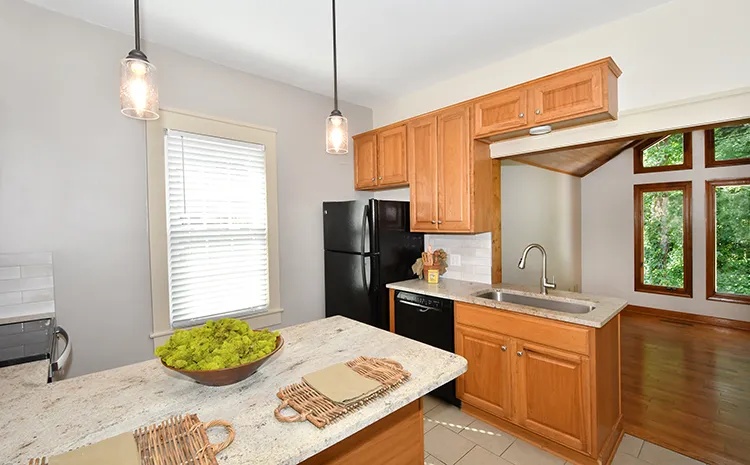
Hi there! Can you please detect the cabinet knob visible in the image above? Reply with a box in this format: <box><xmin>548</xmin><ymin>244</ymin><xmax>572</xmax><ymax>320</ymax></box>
<box><xmin>535</xmin><ymin>109</ymin><xmax>541</xmax><ymax>115</ymax></box>
<box><xmin>371</xmin><ymin>177</ymin><xmax>376</xmax><ymax>181</ymax></box>
<box><xmin>517</xmin><ymin>351</ymin><xmax>523</xmax><ymax>357</ymax></box>
<box><xmin>437</xmin><ymin>220</ymin><xmax>443</xmax><ymax>224</ymax></box>
<box><xmin>501</xmin><ymin>345</ymin><xmax>507</xmax><ymax>352</ymax></box>
<box><xmin>378</xmin><ymin>176</ymin><xmax>383</xmax><ymax>180</ymax></box>
<box><xmin>431</xmin><ymin>220</ymin><xmax>436</xmax><ymax>224</ymax></box>
<box><xmin>519</xmin><ymin>113</ymin><xmax>524</xmax><ymax>118</ymax></box>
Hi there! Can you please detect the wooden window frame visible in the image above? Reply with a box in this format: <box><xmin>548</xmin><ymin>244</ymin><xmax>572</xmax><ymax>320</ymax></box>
<box><xmin>633</xmin><ymin>132</ymin><xmax>692</xmax><ymax>174</ymax></box>
<box><xmin>706</xmin><ymin>177</ymin><xmax>750</xmax><ymax>305</ymax></box>
<box><xmin>634</xmin><ymin>181</ymin><xmax>693</xmax><ymax>298</ymax></box>
<box><xmin>705</xmin><ymin>129</ymin><xmax>750</xmax><ymax>168</ymax></box>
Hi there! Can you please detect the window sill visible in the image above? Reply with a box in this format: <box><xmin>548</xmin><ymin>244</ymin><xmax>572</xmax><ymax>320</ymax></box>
<box><xmin>635</xmin><ymin>286</ymin><xmax>693</xmax><ymax>299</ymax></box>
<box><xmin>708</xmin><ymin>294</ymin><xmax>750</xmax><ymax>305</ymax></box>
<box><xmin>149</xmin><ymin>307</ymin><xmax>284</xmax><ymax>349</ymax></box>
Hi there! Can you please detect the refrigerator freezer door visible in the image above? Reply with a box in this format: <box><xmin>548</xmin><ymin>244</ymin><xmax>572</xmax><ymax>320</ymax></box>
<box><xmin>324</xmin><ymin>251</ymin><xmax>376</xmax><ymax>326</ymax></box>
<box><xmin>323</xmin><ymin>201</ymin><xmax>371</xmax><ymax>254</ymax></box>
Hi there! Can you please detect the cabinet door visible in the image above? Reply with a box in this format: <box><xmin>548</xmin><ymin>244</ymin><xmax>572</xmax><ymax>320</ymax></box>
<box><xmin>353</xmin><ymin>134</ymin><xmax>377</xmax><ymax>190</ymax></box>
<box><xmin>407</xmin><ymin>116</ymin><xmax>439</xmax><ymax>231</ymax></box>
<box><xmin>530</xmin><ymin>65</ymin><xmax>604</xmax><ymax>125</ymax></box>
<box><xmin>377</xmin><ymin>125</ymin><xmax>408</xmax><ymax>187</ymax></box>
<box><xmin>455</xmin><ymin>324</ymin><xmax>513</xmax><ymax>419</ymax></box>
<box><xmin>515</xmin><ymin>341</ymin><xmax>591</xmax><ymax>453</ymax></box>
<box><xmin>474</xmin><ymin>89</ymin><xmax>528</xmax><ymax>138</ymax></box>
<box><xmin>437</xmin><ymin>106</ymin><xmax>471</xmax><ymax>231</ymax></box>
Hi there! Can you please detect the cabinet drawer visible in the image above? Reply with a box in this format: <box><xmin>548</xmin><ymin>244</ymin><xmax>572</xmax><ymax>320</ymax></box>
<box><xmin>455</xmin><ymin>302</ymin><xmax>591</xmax><ymax>355</ymax></box>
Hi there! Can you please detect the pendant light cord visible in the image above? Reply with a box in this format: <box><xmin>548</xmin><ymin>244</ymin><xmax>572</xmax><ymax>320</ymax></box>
<box><xmin>134</xmin><ymin>0</ymin><xmax>141</xmax><ymax>51</ymax></box>
<box><xmin>331</xmin><ymin>0</ymin><xmax>339</xmax><ymax>112</ymax></box>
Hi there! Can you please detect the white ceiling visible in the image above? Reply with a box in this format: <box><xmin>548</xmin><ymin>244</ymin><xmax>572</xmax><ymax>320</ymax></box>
<box><xmin>24</xmin><ymin>0</ymin><xmax>672</xmax><ymax>108</ymax></box>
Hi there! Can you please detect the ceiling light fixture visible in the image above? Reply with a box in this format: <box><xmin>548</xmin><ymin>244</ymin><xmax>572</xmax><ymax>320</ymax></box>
<box><xmin>529</xmin><ymin>125</ymin><xmax>552</xmax><ymax>136</ymax></box>
<box><xmin>325</xmin><ymin>0</ymin><xmax>348</xmax><ymax>154</ymax></box>
<box><xmin>120</xmin><ymin>0</ymin><xmax>159</xmax><ymax>120</ymax></box>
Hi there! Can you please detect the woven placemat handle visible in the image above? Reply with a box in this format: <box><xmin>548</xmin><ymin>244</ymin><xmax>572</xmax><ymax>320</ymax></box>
<box><xmin>274</xmin><ymin>399</ymin><xmax>308</xmax><ymax>423</ymax></box>
<box><xmin>202</xmin><ymin>419</ymin><xmax>235</xmax><ymax>454</ymax></box>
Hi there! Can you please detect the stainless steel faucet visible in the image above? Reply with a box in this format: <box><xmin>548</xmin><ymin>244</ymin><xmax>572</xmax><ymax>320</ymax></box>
<box><xmin>518</xmin><ymin>243</ymin><xmax>556</xmax><ymax>295</ymax></box>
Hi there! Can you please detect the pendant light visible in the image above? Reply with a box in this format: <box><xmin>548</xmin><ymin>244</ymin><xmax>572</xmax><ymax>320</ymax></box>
<box><xmin>120</xmin><ymin>0</ymin><xmax>159</xmax><ymax>120</ymax></box>
<box><xmin>326</xmin><ymin>0</ymin><xmax>348</xmax><ymax>154</ymax></box>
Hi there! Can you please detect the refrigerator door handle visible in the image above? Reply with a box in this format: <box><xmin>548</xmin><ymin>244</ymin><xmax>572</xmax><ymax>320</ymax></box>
<box><xmin>361</xmin><ymin>255</ymin><xmax>369</xmax><ymax>293</ymax></box>
<box><xmin>360</xmin><ymin>204</ymin><xmax>369</xmax><ymax>255</ymax></box>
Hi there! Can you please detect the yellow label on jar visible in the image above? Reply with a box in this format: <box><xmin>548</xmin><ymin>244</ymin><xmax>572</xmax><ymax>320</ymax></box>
<box><xmin>427</xmin><ymin>269</ymin><xmax>440</xmax><ymax>284</ymax></box>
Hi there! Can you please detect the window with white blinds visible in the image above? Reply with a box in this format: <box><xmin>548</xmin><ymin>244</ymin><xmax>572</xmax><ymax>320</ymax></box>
<box><xmin>165</xmin><ymin>129</ymin><xmax>269</xmax><ymax>328</ymax></box>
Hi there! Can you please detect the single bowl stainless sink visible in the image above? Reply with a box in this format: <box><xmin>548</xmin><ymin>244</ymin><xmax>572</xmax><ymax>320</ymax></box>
<box><xmin>473</xmin><ymin>290</ymin><xmax>594</xmax><ymax>314</ymax></box>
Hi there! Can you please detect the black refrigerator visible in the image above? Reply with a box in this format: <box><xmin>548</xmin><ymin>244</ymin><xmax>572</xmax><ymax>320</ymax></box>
<box><xmin>323</xmin><ymin>199</ymin><xmax>424</xmax><ymax>330</ymax></box>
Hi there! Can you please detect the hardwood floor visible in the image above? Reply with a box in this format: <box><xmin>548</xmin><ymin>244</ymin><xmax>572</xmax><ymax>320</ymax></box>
<box><xmin>621</xmin><ymin>311</ymin><xmax>750</xmax><ymax>465</ymax></box>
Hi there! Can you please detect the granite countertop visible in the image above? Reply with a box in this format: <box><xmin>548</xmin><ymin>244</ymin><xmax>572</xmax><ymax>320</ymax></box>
<box><xmin>0</xmin><ymin>316</ymin><xmax>467</xmax><ymax>465</ymax></box>
<box><xmin>387</xmin><ymin>278</ymin><xmax>627</xmax><ymax>328</ymax></box>
<box><xmin>0</xmin><ymin>360</ymin><xmax>49</xmax><ymax>395</ymax></box>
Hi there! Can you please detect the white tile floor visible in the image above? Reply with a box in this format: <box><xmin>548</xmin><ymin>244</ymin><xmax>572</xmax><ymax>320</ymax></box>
<box><xmin>422</xmin><ymin>396</ymin><xmax>707</xmax><ymax>465</ymax></box>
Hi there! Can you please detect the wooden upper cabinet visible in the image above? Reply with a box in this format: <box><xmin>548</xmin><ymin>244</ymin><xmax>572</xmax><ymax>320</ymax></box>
<box><xmin>515</xmin><ymin>340</ymin><xmax>591</xmax><ymax>453</ymax></box>
<box><xmin>353</xmin><ymin>133</ymin><xmax>377</xmax><ymax>190</ymax></box>
<box><xmin>377</xmin><ymin>124</ymin><xmax>408</xmax><ymax>187</ymax></box>
<box><xmin>470</xmin><ymin>57</ymin><xmax>620</xmax><ymax>140</ymax></box>
<box><xmin>474</xmin><ymin>88</ymin><xmax>528</xmax><ymax>138</ymax></box>
<box><xmin>407</xmin><ymin>116</ymin><xmax>439</xmax><ymax>231</ymax></box>
<box><xmin>437</xmin><ymin>106</ymin><xmax>472</xmax><ymax>232</ymax></box>
<box><xmin>531</xmin><ymin>65</ymin><xmax>604</xmax><ymax>125</ymax></box>
<box><xmin>456</xmin><ymin>324</ymin><xmax>513</xmax><ymax>420</ymax></box>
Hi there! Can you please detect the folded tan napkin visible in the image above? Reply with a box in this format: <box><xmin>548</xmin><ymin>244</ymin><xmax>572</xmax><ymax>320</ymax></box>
<box><xmin>49</xmin><ymin>433</ymin><xmax>140</xmax><ymax>465</ymax></box>
<box><xmin>303</xmin><ymin>363</ymin><xmax>382</xmax><ymax>405</ymax></box>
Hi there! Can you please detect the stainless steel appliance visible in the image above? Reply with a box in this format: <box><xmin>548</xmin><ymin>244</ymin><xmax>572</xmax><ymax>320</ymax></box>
<box><xmin>323</xmin><ymin>199</ymin><xmax>424</xmax><ymax>330</ymax></box>
<box><xmin>394</xmin><ymin>291</ymin><xmax>459</xmax><ymax>406</ymax></box>
<box><xmin>0</xmin><ymin>318</ymin><xmax>71</xmax><ymax>382</ymax></box>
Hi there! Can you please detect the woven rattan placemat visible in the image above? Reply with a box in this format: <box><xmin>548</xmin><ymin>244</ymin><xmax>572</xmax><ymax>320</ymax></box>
<box><xmin>274</xmin><ymin>356</ymin><xmax>411</xmax><ymax>428</ymax></box>
<box><xmin>29</xmin><ymin>414</ymin><xmax>234</xmax><ymax>465</ymax></box>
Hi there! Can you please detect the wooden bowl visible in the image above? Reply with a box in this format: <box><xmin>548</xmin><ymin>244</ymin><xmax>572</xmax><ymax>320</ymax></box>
<box><xmin>160</xmin><ymin>334</ymin><xmax>284</xmax><ymax>386</ymax></box>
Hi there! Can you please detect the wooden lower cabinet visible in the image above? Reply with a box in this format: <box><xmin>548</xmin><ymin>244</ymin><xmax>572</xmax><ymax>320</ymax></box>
<box><xmin>455</xmin><ymin>302</ymin><xmax>622</xmax><ymax>465</ymax></box>
<box><xmin>455</xmin><ymin>324</ymin><xmax>513</xmax><ymax>420</ymax></box>
<box><xmin>515</xmin><ymin>341</ymin><xmax>591</xmax><ymax>453</ymax></box>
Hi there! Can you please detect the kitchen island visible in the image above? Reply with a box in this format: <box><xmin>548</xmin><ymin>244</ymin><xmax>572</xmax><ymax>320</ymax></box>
<box><xmin>0</xmin><ymin>316</ymin><xmax>467</xmax><ymax>465</ymax></box>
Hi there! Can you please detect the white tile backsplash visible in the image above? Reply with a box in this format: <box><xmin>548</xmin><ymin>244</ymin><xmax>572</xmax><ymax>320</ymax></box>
<box><xmin>0</xmin><ymin>292</ymin><xmax>23</xmax><ymax>306</ymax></box>
<box><xmin>0</xmin><ymin>277</ymin><xmax>54</xmax><ymax>293</ymax></box>
<box><xmin>0</xmin><ymin>267</ymin><xmax>21</xmax><ymax>281</ymax></box>
<box><xmin>0</xmin><ymin>253</ymin><xmax>55</xmax><ymax>322</ymax></box>
<box><xmin>20</xmin><ymin>265</ymin><xmax>53</xmax><ymax>278</ymax></box>
<box><xmin>426</xmin><ymin>232</ymin><xmax>493</xmax><ymax>284</ymax></box>
<box><xmin>22</xmin><ymin>289</ymin><xmax>55</xmax><ymax>303</ymax></box>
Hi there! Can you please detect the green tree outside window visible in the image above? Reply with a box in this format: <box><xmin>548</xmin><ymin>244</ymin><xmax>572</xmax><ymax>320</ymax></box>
<box><xmin>714</xmin><ymin>124</ymin><xmax>750</xmax><ymax>161</ymax></box>
<box><xmin>643</xmin><ymin>190</ymin><xmax>685</xmax><ymax>288</ymax></box>
<box><xmin>715</xmin><ymin>184</ymin><xmax>750</xmax><ymax>295</ymax></box>
<box><xmin>643</xmin><ymin>134</ymin><xmax>684</xmax><ymax>167</ymax></box>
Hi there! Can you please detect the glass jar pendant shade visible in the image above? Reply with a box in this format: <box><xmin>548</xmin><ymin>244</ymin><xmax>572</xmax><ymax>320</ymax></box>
<box><xmin>120</xmin><ymin>51</ymin><xmax>159</xmax><ymax>120</ymax></box>
<box><xmin>326</xmin><ymin>110</ymin><xmax>348</xmax><ymax>154</ymax></box>
<box><xmin>120</xmin><ymin>0</ymin><xmax>159</xmax><ymax>120</ymax></box>
<box><xmin>326</xmin><ymin>0</ymin><xmax>348</xmax><ymax>154</ymax></box>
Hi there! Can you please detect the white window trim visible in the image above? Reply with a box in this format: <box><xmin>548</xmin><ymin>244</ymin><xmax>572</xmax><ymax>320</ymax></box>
<box><xmin>146</xmin><ymin>109</ymin><xmax>282</xmax><ymax>349</ymax></box>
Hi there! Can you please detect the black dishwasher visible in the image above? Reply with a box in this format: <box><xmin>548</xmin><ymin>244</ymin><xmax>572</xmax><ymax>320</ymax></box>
<box><xmin>394</xmin><ymin>290</ymin><xmax>460</xmax><ymax>406</ymax></box>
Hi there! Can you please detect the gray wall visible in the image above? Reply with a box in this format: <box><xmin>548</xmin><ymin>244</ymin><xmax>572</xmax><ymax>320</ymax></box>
<box><xmin>0</xmin><ymin>1</ymin><xmax>372</xmax><ymax>376</ymax></box>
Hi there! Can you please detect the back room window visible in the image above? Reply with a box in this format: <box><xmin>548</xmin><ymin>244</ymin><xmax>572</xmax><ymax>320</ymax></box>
<box><xmin>634</xmin><ymin>133</ymin><xmax>692</xmax><ymax>174</ymax></box>
<box><xmin>705</xmin><ymin>123</ymin><xmax>750</xmax><ymax>167</ymax></box>
<box><xmin>634</xmin><ymin>181</ymin><xmax>693</xmax><ymax>297</ymax></box>
<box><xmin>706</xmin><ymin>178</ymin><xmax>750</xmax><ymax>304</ymax></box>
